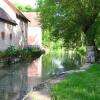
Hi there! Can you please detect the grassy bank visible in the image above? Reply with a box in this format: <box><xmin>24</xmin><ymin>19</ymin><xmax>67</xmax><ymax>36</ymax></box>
<box><xmin>51</xmin><ymin>64</ymin><xmax>100</xmax><ymax>100</ymax></box>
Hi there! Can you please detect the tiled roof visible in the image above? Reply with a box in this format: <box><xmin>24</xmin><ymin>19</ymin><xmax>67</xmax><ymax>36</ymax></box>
<box><xmin>24</xmin><ymin>12</ymin><xmax>41</xmax><ymax>27</ymax></box>
<box><xmin>0</xmin><ymin>7</ymin><xmax>17</xmax><ymax>25</ymax></box>
<box><xmin>4</xmin><ymin>0</ymin><xmax>30</xmax><ymax>22</ymax></box>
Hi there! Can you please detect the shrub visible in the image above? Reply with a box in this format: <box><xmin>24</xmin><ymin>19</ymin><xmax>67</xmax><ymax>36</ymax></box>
<box><xmin>0</xmin><ymin>45</ymin><xmax>43</xmax><ymax>62</ymax></box>
<box><xmin>4</xmin><ymin>46</ymin><xmax>16</xmax><ymax>57</ymax></box>
<box><xmin>76</xmin><ymin>46</ymin><xmax>86</xmax><ymax>56</ymax></box>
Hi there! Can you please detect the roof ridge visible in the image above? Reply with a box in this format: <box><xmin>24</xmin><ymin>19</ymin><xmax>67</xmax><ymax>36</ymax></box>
<box><xmin>0</xmin><ymin>7</ymin><xmax>17</xmax><ymax>25</ymax></box>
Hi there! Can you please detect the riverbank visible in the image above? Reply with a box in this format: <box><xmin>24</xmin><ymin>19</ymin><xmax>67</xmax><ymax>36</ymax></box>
<box><xmin>0</xmin><ymin>46</ymin><xmax>45</xmax><ymax>64</ymax></box>
<box><xmin>51</xmin><ymin>63</ymin><xmax>100</xmax><ymax>100</ymax></box>
<box><xmin>23</xmin><ymin>63</ymin><xmax>92</xmax><ymax>100</ymax></box>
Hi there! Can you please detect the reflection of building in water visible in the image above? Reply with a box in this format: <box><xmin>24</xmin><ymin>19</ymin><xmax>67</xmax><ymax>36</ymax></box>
<box><xmin>27</xmin><ymin>57</ymin><xmax>42</xmax><ymax>91</ymax></box>
<box><xmin>0</xmin><ymin>58</ymin><xmax>42</xmax><ymax>100</ymax></box>
<box><xmin>28</xmin><ymin>58</ymin><xmax>42</xmax><ymax>77</ymax></box>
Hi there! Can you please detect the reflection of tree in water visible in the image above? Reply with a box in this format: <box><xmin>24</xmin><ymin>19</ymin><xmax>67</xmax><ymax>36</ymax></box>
<box><xmin>42</xmin><ymin>52</ymin><xmax>85</xmax><ymax>78</ymax></box>
<box><xmin>42</xmin><ymin>52</ymin><xmax>65</xmax><ymax>79</ymax></box>
<box><xmin>62</xmin><ymin>53</ymin><xmax>85</xmax><ymax>70</ymax></box>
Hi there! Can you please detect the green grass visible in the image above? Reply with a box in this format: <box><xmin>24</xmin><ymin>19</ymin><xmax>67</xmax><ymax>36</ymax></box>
<box><xmin>51</xmin><ymin>64</ymin><xmax>100</xmax><ymax>100</ymax></box>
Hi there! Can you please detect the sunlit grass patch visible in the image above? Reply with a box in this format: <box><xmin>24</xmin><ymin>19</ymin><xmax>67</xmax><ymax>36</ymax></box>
<box><xmin>51</xmin><ymin>64</ymin><xmax>100</xmax><ymax>100</ymax></box>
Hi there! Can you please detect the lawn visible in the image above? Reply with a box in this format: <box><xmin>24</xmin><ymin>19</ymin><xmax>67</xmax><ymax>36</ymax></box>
<box><xmin>51</xmin><ymin>64</ymin><xmax>100</xmax><ymax>100</ymax></box>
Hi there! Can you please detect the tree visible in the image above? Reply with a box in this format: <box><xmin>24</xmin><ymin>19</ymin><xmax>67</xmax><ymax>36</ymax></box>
<box><xmin>38</xmin><ymin>0</ymin><xmax>100</xmax><ymax>62</ymax></box>
<box><xmin>17</xmin><ymin>5</ymin><xmax>37</xmax><ymax>12</ymax></box>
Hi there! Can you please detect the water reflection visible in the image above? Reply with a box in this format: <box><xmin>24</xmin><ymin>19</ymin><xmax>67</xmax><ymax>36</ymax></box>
<box><xmin>0</xmin><ymin>58</ymin><xmax>42</xmax><ymax>100</ymax></box>
<box><xmin>27</xmin><ymin>58</ymin><xmax>42</xmax><ymax>91</ymax></box>
<box><xmin>42</xmin><ymin>52</ymin><xmax>85</xmax><ymax>78</ymax></box>
<box><xmin>0</xmin><ymin>52</ymin><xmax>85</xmax><ymax>100</ymax></box>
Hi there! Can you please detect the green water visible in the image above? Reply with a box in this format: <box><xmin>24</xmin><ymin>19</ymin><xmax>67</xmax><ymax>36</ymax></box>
<box><xmin>42</xmin><ymin>52</ymin><xmax>85</xmax><ymax>79</ymax></box>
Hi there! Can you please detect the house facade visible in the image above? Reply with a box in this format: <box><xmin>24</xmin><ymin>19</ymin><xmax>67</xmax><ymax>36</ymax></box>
<box><xmin>0</xmin><ymin>0</ymin><xmax>29</xmax><ymax>51</ymax></box>
<box><xmin>24</xmin><ymin>12</ymin><xmax>42</xmax><ymax>47</ymax></box>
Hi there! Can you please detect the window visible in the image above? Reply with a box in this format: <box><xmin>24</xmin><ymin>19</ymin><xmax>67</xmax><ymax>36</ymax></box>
<box><xmin>1</xmin><ymin>32</ymin><xmax>5</xmax><ymax>40</ymax></box>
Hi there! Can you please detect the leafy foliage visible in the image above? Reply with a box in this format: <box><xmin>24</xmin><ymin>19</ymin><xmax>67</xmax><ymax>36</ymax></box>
<box><xmin>38</xmin><ymin>0</ymin><xmax>100</xmax><ymax>48</ymax></box>
<box><xmin>17</xmin><ymin>5</ymin><xmax>37</xmax><ymax>12</ymax></box>
<box><xmin>42</xmin><ymin>30</ymin><xmax>63</xmax><ymax>50</ymax></box>
<box><xmin>0</xmin><ymin>46</ymin><xmax>44</xmax><ymax>62</ymax></box>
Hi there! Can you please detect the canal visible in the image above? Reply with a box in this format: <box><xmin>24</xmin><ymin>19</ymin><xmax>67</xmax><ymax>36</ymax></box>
<box><xmin>0</xmin><ymin>52</ymin><xmax>85</xmax><ymax>100</ymax></box>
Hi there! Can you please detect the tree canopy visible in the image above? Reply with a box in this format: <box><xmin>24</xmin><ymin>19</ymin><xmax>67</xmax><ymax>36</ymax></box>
<box><xmin>38</xmin><ymin>0</ymin><xmax>100</xmax><ymax>48</ymax></box>
<box><xmin>17</xmin><ymin>5</ymin><xmax>37</xmax><ymax>12</ymax></box>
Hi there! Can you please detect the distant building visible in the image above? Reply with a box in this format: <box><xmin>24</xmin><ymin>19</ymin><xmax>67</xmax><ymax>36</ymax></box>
<box><xmin>24</xmin><ymin>12</ymin><xmax>42</xmax><ymax>47</ymax></box>
<box><xmin>0</xmin><ymin>0</ymin><xmax>29</xmax><ymax>51</ymax></box>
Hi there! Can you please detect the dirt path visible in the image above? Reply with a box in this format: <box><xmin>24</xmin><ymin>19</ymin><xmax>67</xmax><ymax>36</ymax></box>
<box><xmin>23</xmin><ymin>84</ymin><xmax>51</xmax><ymax>100</ymax></box>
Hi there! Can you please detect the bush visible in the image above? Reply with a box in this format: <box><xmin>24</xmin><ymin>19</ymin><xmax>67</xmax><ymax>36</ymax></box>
<box><xmin>76</xmin><ymin>46</ymin><xmax>86</xmax><ymax>56</ymax></box>
<box><xmin>0</xmin><ymin>46</ymin><xmax>43</xmax><ymax>61</ymax></box>
<box><xmin>4</xmin><ymin>46</ymin><xmax>16</xmax><ymax>57</ymax></box>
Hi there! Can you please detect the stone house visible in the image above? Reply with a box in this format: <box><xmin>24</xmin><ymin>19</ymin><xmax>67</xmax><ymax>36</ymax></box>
<box><xmin>0</xmin><ymin>0</ymin><xmax>29</xmax><ymax>51</ymax></box>
<box><xmin>24</xmin><ymin>12</ymin><xmax>42</xmax><ymax>47</ymax></box>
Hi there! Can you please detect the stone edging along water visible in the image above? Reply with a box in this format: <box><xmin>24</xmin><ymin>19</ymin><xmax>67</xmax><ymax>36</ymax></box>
<box><xmin>23</xmin><ymin>63</ymin><xmax>91</xmax><ymax>100</ymax></box>
<box><xmin>0</xmin><ymin>50</ymin><xmax>45</xmax><ymax>65</ymax></box>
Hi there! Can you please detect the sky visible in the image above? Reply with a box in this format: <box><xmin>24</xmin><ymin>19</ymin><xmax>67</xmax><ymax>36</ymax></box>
<box><xmin>10</xmin><ymin>0</ymin><xmax>37</xmax><ymax>8</ymax></box>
